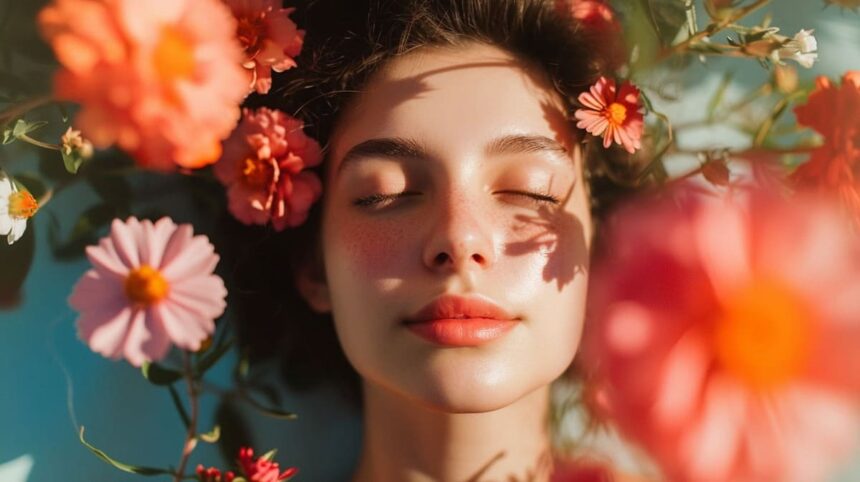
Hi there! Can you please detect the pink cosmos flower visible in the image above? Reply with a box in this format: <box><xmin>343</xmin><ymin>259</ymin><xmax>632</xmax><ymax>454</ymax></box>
<box><xmin>581</xmin><ymin>185</ymin><xmax>860</xmax><ymax>482</ymax></box>
<box><xmin>213</xmin><ymin>107</ymin><xmax>322</xmax><ymax>231</ymax></box>
<box><xmin>237</xmin><ymin>447</ymin><xmax>297</xmax><ymax>482</ymax></box>
<box><xmin>224</xmin><ymin>0</ymin><xmax>304</xmax><ymax>95</ymax></box>
<box><xmin>574</xmin><ymin>77</ymin><xmax>644</xmax><ymax>154</ymax></box>
<box><xmin>68</xmin><ymin>217</ymin><xmax>227</xmax><ymax>366</ymax></box>
<box><xmin>38</xmin><ymin>0</ymin><xmax>248</xmax><ymax>171</ymax></box>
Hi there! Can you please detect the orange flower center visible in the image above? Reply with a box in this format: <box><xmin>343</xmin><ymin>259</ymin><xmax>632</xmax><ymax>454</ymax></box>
<box><xmin>153</xmin><ymin>27</ymin><xmax>196</xmax><ymax>82</ymax></box>
<box><xmin>124</xmin><ymin>265</ymin><xmax>170</xmax><ymax>306</ymax></box>
<box><xmin>8</xmin><ymin>190</ymin><xmax>38</xmax><ymax>219</ymax></box>
<box><xmin>713</xmin><ymin>278</ymin><xmax>812</xmax><ymax>390</ymax></box>
<box><xmin>241</xmin><ymin>157</ymin><xmax>274</xmax><ymax>188</ymax></box>
<box><xmin>605</xmin><ymin>102</ymin><xmax>628</xmax><ymax>126</ymax></box>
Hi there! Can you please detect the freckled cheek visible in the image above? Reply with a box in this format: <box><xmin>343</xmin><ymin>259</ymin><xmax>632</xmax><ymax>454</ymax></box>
<box><xmin>327</xmin><ymin>216</ymin><xmax>417</xmax><ymax>278</ymax></box>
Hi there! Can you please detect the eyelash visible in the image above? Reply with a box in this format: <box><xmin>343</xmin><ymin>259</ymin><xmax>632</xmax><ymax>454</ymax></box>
<box><xmin>352</xmin><ymin>190</ymin><xmax>561</xmax><ymax>208</ymax></box>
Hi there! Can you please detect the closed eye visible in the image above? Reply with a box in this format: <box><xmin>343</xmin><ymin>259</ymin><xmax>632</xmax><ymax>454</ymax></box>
<box><xmin>352</xmin><ymin>190</ymin><xmax>561</xmax><ymax>209</ymax></box>
<box><xmin>497</xmin><ymin>190</ymin><xmax>561</xmax><ymax>206</ymax></box>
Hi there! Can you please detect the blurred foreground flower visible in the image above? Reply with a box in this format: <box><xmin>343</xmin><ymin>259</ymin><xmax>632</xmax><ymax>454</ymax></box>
<box><xmin>791</xmin><ymin>70</ymin><xmax>860</xmax><ymax>226</ymax></box>
<box><xmin>225</xmin><ymin>0</ymin><xmax>304</xmax><ymax>95</ymax></box>
<box><xmin>238</xmin><ymin>447</ymin><xmax>297</xmax><ymax>481</ymax></box>
<box><xmin>69</xmin><ymin>217</ymin><xmax>227</xmax><ymax>366</ymax></box>
<box><xmin>214</xmin><ymin>107</ymin><xmax>322</xmax><ymax>230</ymax></box>
<box><xmin>0</xmin><ymin>171</ymin><xmax>38</xmax><ymax>245</ymax></box>
<box><xmin>38</xmin><ymin>0</ymin><xmax>248</xmax><ymax>170</ymax></box>
<box><xmin>582</xmin><ymin>185</ymin><xmax>860</xmax><ymax>482</ymax></box>
<box><xmin>574</xmin><ymin>76</ymin><xmax>644</xmax><ymax>154</ymax></box>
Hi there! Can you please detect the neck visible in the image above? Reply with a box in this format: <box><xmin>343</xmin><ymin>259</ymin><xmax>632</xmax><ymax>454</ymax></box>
<box><xmin>351</xmin><ymin>381</ymin><xmax>556</xmax><ymax>482</ymax></box>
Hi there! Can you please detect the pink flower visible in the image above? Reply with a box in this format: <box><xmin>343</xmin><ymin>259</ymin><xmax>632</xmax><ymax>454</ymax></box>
<box><xmin>556</xmin><ymin>0</ymin><xmax>618</xmax><ymax>32</ymax></box>
<box><xmin>581</xmin><ymin>185</ymin><xmax>860</xmax><ymax>482</ymax></box>
<box><xmin>38</xmin><ymin>0</ymin><xmax>248</xmax><ymax>171</ymax></box>
<box><xmin>237</xmin><ymin>447</ymin><xmax>297</xmax><ymax>482</ymax></box>
<box><xmin>224</xmin><ymin>0</ymin><xmax>304</xmax><ymax>95</ymax></box>
<box><xmin>68</xmin><ymin>217</ymin><xmax>227</xmax><ymax>366</ymax></box>
<box><xmin>213</xmin><ymin>107</ymin><xmax>322</xmax><ymax>230</ymax></box>
<box><xmin>574</xmin><ymin>77</ymin><xmax>644</xmax><ymax>154</ymax></box>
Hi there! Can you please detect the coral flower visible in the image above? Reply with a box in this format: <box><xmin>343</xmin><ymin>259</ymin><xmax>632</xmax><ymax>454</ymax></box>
<box><xmin>224</xmin><ymin>0</ymin><xmax>305</xmax><ymax>95</ymax></box>
<box><xmin>574</xmin><ymin>77</ymin><xmax>644</xmax><ymax>154</ymax></box>
<box><xmin>555</xmin><ymin>0</ymin><xmax>625</xmax><ymax>70</ymax></box>
<box><xmin>214</xmin><ymin>107</ymin><xmax>322</xmax><ymax>230</ymax></box>
<box><xmin>791</xmin><ymin>71</ymin><xmax>860</xmax><ymax>225</ymax></box>
<box><xmin>38</xmin><ymin>0</ymin><xmax>248</xmax><ymax>171</ymax></box>
<box><xmin>237</xmin><ymin>447</ymin><xmax>297</xmax><ymax>481</ymax></box>
<box><xmin>581</xmin><ymin>185</ymin><xmax>860</xmax><ymax>482</ymax></box>
<box><xmin>0</xmin><ymin>171</ymin><xmax>38</xmax><ymax>245</ymax></box>
<box><xmin>68</xmin><ymin>217</ymin><xmax>227</xmax><ymax>366</ymax></box>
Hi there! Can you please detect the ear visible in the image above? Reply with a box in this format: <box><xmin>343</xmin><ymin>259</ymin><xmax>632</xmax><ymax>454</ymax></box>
<box><xmin>295</xmin><ymin>261</ymin><xmax>332</xmax><ymax>314</ymax></box>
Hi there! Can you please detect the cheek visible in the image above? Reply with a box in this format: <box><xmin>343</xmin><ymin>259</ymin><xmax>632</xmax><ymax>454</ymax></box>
<box><xmin>326</xmin><ymin>212</ymin><xmax>416</xmax><ymax>281</ymax></box>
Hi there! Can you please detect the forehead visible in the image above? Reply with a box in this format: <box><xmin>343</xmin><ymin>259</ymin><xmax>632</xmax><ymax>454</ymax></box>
<box><xmin>328</xmin><ymin>42</ymin><xmax>573</xmax><ymax>167</ymax></box>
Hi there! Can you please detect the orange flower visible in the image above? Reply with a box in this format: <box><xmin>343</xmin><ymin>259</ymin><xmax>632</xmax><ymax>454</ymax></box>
<box><xmin>574</xmin><ymin>76</ymin><xmax>644</xmax><ymax>154</ymax></box>
<box><xmin>225</xmin><ymin>0</ymin><xmax>304</xmax><ymax>95</ymax></box>
<box><xmin>38</xmin><ymin>0</ymin><xmax>248</xmax><ymax>171</ymax></box>
<box><xmin>791</xmin><ymin>71</ymin><xmax>860</xmax><ymax>224</ymax></box>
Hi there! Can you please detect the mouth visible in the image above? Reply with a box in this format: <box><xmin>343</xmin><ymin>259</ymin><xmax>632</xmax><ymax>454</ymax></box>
<box><xmin>402</xmin><ymin>294</ymin><xmax>520</xmax><ymax>347</ymax></box>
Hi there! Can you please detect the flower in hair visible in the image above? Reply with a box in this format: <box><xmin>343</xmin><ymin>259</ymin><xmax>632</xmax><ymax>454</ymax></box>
<box><xmin>68</xmin><ymin>217</ymin><xmax>227</xmax><ymax>367</ymax></box>
<box><xmin>214</xmin><ymin>107</ymin><xmax>322</xmax><ymax>230</ymax></box>
<box><xmin>574</xmin><ymin>76</ymin><xmax>644</xmax><ymax>154</ymax></box>
<box><xmin>37</xmin><ymin>0</ymin><xmax>248</xmax><ymax>171</ymax></box>
<box><xmin>224</xmin><ymin>0</ymin><xmax>305</xmax><ymax>95</ymax></box>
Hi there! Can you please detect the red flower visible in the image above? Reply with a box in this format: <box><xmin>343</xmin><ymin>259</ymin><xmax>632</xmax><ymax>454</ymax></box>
<box><xmin>237</xmin><ymin>448</ymin><xmax>297</xmax><ymax>482</ymax></box>
<box><xmin>574</xmin><ymin>77</ymin><xmax>644</xmax><ymax>153</ymax></box>
<box><xmin>196</xmin><ymin>464</ymin><xmax>235</xmax><ymax>482</ymax></box>
<box><xmin>791</xmin><ymin>71</ymin><xmax>860</xmax><ymax>225</ymax></box>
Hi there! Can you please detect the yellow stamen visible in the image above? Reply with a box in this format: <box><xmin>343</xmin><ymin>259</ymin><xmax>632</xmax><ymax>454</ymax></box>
<box><xmin>241</xmin><ymin>158</ymin><xmax>272</xmax><ymax>188</ymax></box>
<box><xmin>8</xmin><ymin>190</ymin><xmax>38</xmax><ymax>219</ymax></box>
<box><xmin>713</xmin><ymin>278</ymin><xmax>812</xmax><ymax>390</ymax></box>
<box><xmin>124</xmin><ymin>265</ymin><xmax>170</xmax><ymax>306</ymax></box>
<box><xmin>153</xmin><ymin>27</ymin><xmax>195</xmax><ymax>82</ymax></box>
<box><xmin>605</xmin><ymin>102</ymin><xmax>628</xmax><ymax>126</ymax></box>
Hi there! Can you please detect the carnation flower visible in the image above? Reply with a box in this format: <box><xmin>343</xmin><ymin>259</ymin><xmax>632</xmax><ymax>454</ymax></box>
<box><xmin>0</xmin><ymin>171</ymin><xmax>38</xmax><ymax>245</ymax></box>
<box><xmin>237</xmin><ymin>447</ymin><xmax>297</xmax><ymax>481</ymax></box>
<box><xmin>574</xmin><ymin>76</ymin><xmax>644</xmax><ymax>154</ymax></box>
<box><xmin>772</xmin><ymin>29</ymin><xmax>818</xmax><ymax>69</ymax></box>
<box><xmin>38</xmin><ymin>0</ymin><xmax>248</xmax><ymax>171</ymax></box>
<box><xmin>791</xmin><ymin>71</ymin><xmax>860</xmax><ymax>225</ymax></box>
<box><xmin>213</xmin><ymin>107</ymin><xmax>322</xmax><ymax>230</ymax></box>
<box><xmin>224</xmin><ymin>0</ymin><xmax>304</xmax><ymax>95</ymax></box>
<box><xmin>582</xmin><ymin>185</ymin><xmax>860</xmax><ymax>482</ymax></box>
<box><xmin>68</xmin><ymin>217</ymin><xmax>227</xmax><ymax>366</ymax></box>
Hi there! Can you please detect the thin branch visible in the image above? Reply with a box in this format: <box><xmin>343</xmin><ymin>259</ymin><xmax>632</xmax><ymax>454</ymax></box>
<box><xmin>173</xmin><ymin>351</ymin><xmax>199</xmax><ymax>482</ymax></box>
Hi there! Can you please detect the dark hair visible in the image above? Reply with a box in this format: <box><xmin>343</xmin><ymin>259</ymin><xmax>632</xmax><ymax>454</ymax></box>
<box><xmin>216</xmin><ymin>0</ymin><xmax>638</xmax><ymax>417</ymax></box>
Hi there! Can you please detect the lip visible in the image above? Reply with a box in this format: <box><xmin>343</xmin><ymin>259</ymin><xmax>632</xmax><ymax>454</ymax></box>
<box><xmin>403</xmin><ymin>294</ymin><xmax>519</xmax><ymax>347</ymax></box>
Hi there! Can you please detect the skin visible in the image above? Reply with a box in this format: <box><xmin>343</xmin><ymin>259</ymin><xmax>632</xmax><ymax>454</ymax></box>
<box><xmin>297</xmin><ymin>42</ymin><xmax>594</xmax><ymax>482</ymax></box>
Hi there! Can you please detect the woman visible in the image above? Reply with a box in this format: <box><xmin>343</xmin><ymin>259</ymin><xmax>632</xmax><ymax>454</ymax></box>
<box><xmin>221</xmin><ymin>0</ymin><xmax>645</xmax><ymax>480</ymax></box>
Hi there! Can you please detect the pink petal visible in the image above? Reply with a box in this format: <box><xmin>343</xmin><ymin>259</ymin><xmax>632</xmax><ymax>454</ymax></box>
<box><xmin>153</xmin><ymin>301</ymin><xmax>212</xmax><ymax>351</ymax></box>
<box><xmin>82</xmin><ymin>304</ymin><xmax>135</xmax><ymax>360</ymax></box>
<box><xmin>138</xmin><ymin>217</ymin><xmax>177</xmax><ymax>268</ymax></box>
<box><xmin>693</xmin><ymin>195</ymin><xmax>752</xmax><ymax>306</ymax></box>
<box><xmin>160</xmin><ymin>235</ymin><xmax>219</xmax><ymax>282</ymax></box>
<box><xmin>109</xmin><ymin>217</ymin><xmax>141</xmax><ymax>268</ymax></box>
<box><xmin>85</xmin><ymin>241</ymin><xmax>129</xmax><ymax>279</ymax></box>
<box><xmin>120</xmin><ymin>308</ymin><xmax>151</xmax><ymax>367</ymax></box>
<box><xmin>652</xmin><ymin>328</ymin><xmax>710</xmax><ymax>428</ymax></box>
<box><xmin>167</xmin><ymin>275</ymin><xmax>227</xmax><ymax>320</ymax></box>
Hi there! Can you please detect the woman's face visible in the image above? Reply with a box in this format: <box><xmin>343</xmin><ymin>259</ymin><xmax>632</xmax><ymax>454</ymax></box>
<box><xmin>306</xmin><ymin>42</ymin><xmax>592</xmax><ymax>412</ymax></box>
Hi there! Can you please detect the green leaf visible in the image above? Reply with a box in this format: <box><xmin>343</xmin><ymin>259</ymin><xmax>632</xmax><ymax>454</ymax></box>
<box><xmin>239</xmin><ymin>391</ymin><xmax>297</xmax><ymax>420</ymax></box>
<box><xmin>260</xmin><ymin>449</ymin><xmax>277</xmax><ymax>462</ymax></box>
<box><xmin>78</xmin><ymin>426</ymin><xmax>173</xmax><ymax>476</ymax></box>
<box><xmin>199</xmin><ymin>425</ymin><xmax>221</xmax><ymax>444</ymax></box>
<box><xmin>12</xmin><ymin>119</ymin><xmax>48</xmax><ymax>138</ymax></box>
<box><xmin>167</xmin><ymin>383</ymin><xmax>191</xmax><ymax>430</ymax></box>
<box><xmin>62</xmin><ymin>148</ymin><xmax>85</xmax><ymax>174</ymax></box>
<box><xmin>194</xmin><ymin>337</ymin><xmax>234</xmax><ymax>377</ymax></box>
<box><xmin>2</xmin><ymin>123</ymin><xmax>14</xmax><ymax>144</ymax></box>
<box><xmin>141</xmin><ymin>361</ymin><xmax>183</xmax><ymax>386</ymax></box>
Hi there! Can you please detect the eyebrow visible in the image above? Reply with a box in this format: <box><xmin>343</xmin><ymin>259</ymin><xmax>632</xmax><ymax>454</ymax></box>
<box><xmin>337</xmin><ymin>134</ymin><xmax>570</xmax><ymax>174</ymax></box>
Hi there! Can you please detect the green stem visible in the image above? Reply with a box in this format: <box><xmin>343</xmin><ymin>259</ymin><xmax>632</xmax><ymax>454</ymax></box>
<box><xmin>173</xmin><ymin>352</ymin><xmax>199</xmax><ymax>482</ymax></box>
<box><xmin>18</xmin><ymin>133</ymin><xmax>61</xmax><ymax>151</ymax></box>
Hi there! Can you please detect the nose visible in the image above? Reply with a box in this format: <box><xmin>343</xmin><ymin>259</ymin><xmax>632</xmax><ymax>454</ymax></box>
<box><xmin>422</xmin><ymin>189</ymin><xmax>497</xmax><ymax>274</ymax></box>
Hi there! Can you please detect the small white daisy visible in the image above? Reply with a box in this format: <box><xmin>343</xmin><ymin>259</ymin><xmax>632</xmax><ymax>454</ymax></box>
<box><xmin>0</xmin><ymin>171</ymin><xmax>38</xmax><ymax>245</ymax></box>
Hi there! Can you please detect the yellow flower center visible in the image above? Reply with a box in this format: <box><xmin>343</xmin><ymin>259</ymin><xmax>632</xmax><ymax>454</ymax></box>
<box><xmin>153</xmin><ymin>27</ymin><xmax>196</xmax><ymax>82</ymax></box>
<box><xmin>124</xmin><ymin>265</ymin><xmax>170</xmax><ymax>306</ymax></box>
<box><xmin>8</xmin><ymin>190</ymin><xmax>38</xmax><ymax>219</ymax></box>
<box><xmin>241</xmin><ymin>157</ymin><xmax>273</xmax><ymax>188</ymax></box>
<box><xmin>606</xmin><ymin>102</ymin><xmax>628</xmax><ymax>126</ymax></box>
<box><xmin>713</xmin><ymin>278</ymin><xmax>812</xmax><ymax>390</ymax></box>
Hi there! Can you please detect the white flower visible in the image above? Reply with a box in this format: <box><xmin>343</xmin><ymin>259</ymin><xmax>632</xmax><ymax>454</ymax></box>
<box><xmin>773</xmin><ymin>29</ymin><xmax>818</xmax><ymax>69</ymax></box>
<box><xmin>0</xmin><ymin>171</ymin><xmax>37</xmax><ymax>245</ymax></box>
